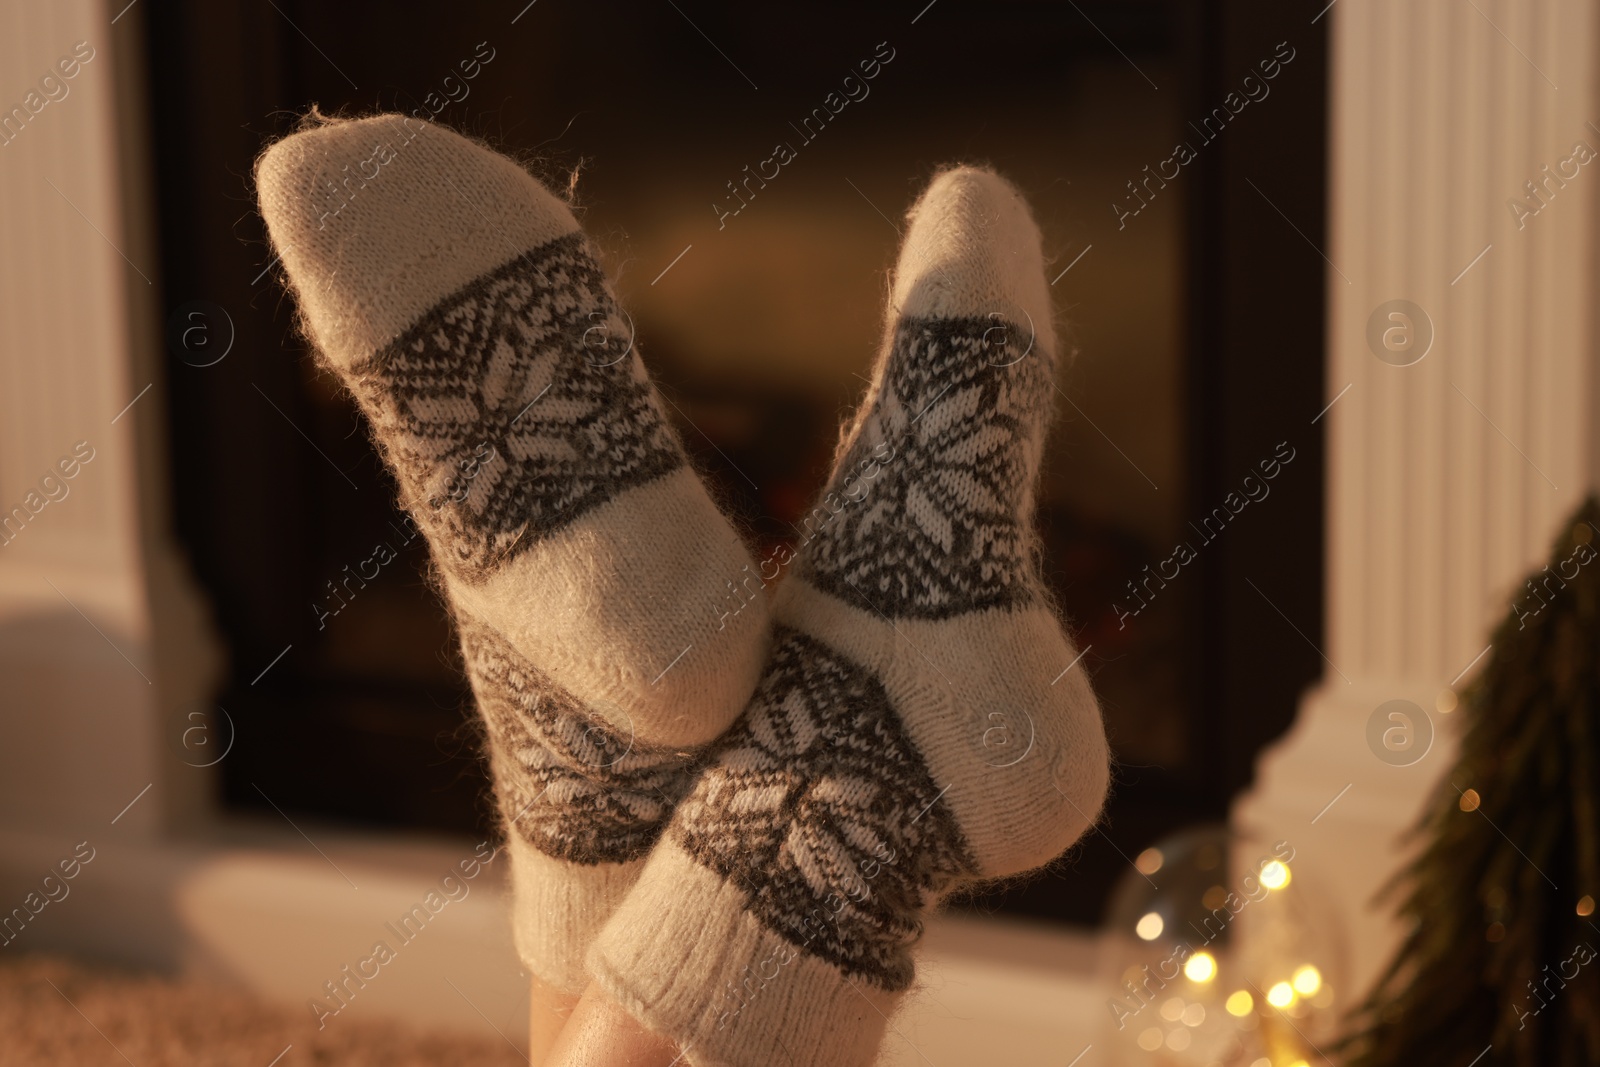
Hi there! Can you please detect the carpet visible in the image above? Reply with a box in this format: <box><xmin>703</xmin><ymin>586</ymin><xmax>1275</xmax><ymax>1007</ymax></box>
<box><xmin>0</xmin><ymin>954</ymin><xmax>527</xmax><ymax>1066</ymax></box>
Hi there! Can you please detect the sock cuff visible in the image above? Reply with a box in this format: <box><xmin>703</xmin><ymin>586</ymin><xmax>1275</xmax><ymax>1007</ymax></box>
<box><xmin>589</xmin><ymin>842</ymin><xmax>898</xmax><ymax>1067</ymax></box>
<box><xmin>506</xmin><ymin>835</ymin><xmax>643</xmax><ymax>994</ymax></box>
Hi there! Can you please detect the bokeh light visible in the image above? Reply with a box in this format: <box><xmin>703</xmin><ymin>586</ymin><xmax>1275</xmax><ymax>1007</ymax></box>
<box><xmin>1292</xmin><ymin>964</ymin><xmax>1322</xmax><ymax>996</ymax></box>
<box><xmin>1260</xmin><ymin>860</ymin><xmax>1291</xmax><ymax>890</ymax></box>
<box><xmin>1184</xmin><ymin>952</ymin><xmax>1218</xmax><ymax>983</ymax></box>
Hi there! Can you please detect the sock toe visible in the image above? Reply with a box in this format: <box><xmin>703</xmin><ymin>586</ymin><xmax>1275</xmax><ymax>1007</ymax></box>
<box><xmin>255</xmin><ymin>114</ymin><xmax>580</xmax><ymax>367</ymax></box>
<box><xmin>255</xmin><ymin>112</ymin><xmax>773</xmax><ymax>751</ymax></box>
<box><xmin>889</xmin><ymin>165</ymin><xmax>1054</xmax><ymax>360</ymax></box>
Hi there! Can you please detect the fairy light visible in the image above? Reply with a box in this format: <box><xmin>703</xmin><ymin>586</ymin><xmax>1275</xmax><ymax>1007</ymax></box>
<box><xmin>1225</xmin><ymin>990</ymin><xmax>1254</xmax><ymax>1016</ymax></box>
<box><xmin>1260</xmin><ymin>860</ymin><xmax>1291</xmax><ymax>890</ymax></box>
<box><xmin>1460</xmin><ymin>789</ymin><xmax>1481</xmax><ymax>812</ymax></box>
<box><xmin>1183</xmin><ymin>951</ymin><xmax>1217</xmax><ymax>983</ymax></box>
<box><xmin>1266</xmin><ymin>981</ymin><xmax>1296</xmax><ymax>1008</ymax></box>
<box><xmin>1136</xmin><ymin>912</ymin><xmax>1165</xmax><ymax>940</ymax></box>
<box><xmin>1292</xmin><ymin>964</ymin><xmax>1323</xmax><ymax>996</ymax></box>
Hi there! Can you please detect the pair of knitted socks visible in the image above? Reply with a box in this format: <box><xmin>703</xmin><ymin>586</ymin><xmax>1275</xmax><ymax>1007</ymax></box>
<box><xmin>256</xmin><ymin>114</ymin><xmax>1107</xmax><ymax>1067</ymax></box>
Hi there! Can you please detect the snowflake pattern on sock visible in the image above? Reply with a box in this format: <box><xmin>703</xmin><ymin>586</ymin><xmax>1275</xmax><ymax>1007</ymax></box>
<box><xmin>345</xmin><ymin>232</ymin><xmax>683</xmax><ymax>584</ymax></box>
<box><xmin>798</xmin><ymin>315</ymin><xmax>1053</xmax><ymax>619</ymax></box>
<box><xmin>673</xmin><ymin>627</ymin><xmax>975</xmax><ymax>990</ymax></box>
<box><xmin>461</xmin><ymin>618</ymin><xmax>695</xmax><ymax>866</ymax></box>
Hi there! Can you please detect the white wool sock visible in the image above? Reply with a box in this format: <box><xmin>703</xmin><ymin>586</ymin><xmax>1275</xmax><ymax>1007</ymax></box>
<box><xmin>254</xmin><ymin>113</ymin><xmax>770</xmax><ymax>992</ymax></box>
<box><xmin>589</xmin><ymin>166</ymin><xmax>1110</xmax><ymax>1066</ymax></box>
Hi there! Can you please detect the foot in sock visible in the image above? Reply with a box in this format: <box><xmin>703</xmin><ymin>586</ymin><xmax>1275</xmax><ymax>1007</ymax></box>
<box><xmin>254</xmin><ymin>113</ymin><xmax>770</xmax><ymax>992</ymax></box>
<box><xmin>589</xmin><ymin>165</ymin><xmax>1111</xmax><ymax>1066</ymax></box>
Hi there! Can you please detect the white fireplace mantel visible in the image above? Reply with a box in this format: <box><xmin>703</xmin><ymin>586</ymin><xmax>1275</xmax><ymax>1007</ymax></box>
<box><xmin>1234</xmin><ymin>0</ymin><xmax>1600</xmax><ymax>999</ymax></box>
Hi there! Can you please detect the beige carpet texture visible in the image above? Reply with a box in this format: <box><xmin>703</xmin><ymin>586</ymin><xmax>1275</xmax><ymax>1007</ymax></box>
<box><xmin>0</xmin><ymin>954</ymin><xmax>527</xmax><ymax>1066</ymax></box>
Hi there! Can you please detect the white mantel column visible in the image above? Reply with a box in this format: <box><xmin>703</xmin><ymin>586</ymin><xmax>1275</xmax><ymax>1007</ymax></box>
<box><xmin>0</xmin><ymin>0</ymin><xmax>221</xmax><ymax>840</ymax></box>
<box><xmin>1234</xmin><ymin>0</ymin><xmax>1600</xmax><ymax>999</ymax></box>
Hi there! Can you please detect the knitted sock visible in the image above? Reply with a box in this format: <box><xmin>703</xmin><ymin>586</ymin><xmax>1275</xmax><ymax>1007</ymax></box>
<box><xmin>589</xmin><ymin>166</ymin><xmax>1110</xmax><ymax>1066</ymax></box>
<box><xmin>254</xmin><ymin>114</ymin><xmax>770</xmax><ymax>992</ymax></box>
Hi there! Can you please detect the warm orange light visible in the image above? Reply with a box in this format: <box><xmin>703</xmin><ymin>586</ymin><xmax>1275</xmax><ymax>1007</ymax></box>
<box><xmin>1260</xmin><ymin>860</ymin><xmax>1291</xmax><ymax>890</ymax></box>
<box><xmin>1184</xmin><ymin>952</ymin><xmax>1217</xmax><ymax>983</ymax></box>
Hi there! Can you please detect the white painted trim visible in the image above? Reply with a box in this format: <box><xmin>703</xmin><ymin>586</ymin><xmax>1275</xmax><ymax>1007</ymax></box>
<box><xmin>1236</xmin><ymin>0</ymin><xmax>1600</xmax><ymax>1002</ymax></box>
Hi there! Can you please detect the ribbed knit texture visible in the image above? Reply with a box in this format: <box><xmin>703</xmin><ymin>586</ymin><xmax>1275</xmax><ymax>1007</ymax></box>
<box><xmin>590</xmin><ymin>166</ymin><xmax>1111</xmax><ymax>1066</ymax></box>
<box><xmin>254</xmin><ymin>113</ymin><xmax>770</xmax><ymax>992</ymax></box>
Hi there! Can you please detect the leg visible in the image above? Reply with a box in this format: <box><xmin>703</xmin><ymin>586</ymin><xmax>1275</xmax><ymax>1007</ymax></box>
<box><xmin>529</xmin><ymin>972</ymin><xmax>580</xmax><ymax>1066</ymax></box>
<box><xmin>543</xmin><ymin>981</ymin><xmax>680</xmax><ymax>1067</ymax></box>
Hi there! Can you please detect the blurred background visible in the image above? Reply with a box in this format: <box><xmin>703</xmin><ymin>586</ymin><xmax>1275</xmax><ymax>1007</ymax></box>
<box><xmin>3</xmin><ymin>0</ymin><xmax>1596</xmax><ymax>1064</ymax></box>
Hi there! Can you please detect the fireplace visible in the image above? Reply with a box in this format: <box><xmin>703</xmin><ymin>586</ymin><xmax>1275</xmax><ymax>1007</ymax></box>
<box><xmin>143</xmin><ymin>0</ymin><xmax>1327</xmax><ymax>929</ymax></box>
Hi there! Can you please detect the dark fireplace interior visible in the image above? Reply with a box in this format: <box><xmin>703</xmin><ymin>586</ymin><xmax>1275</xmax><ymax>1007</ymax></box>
<box><xmin>143</xmin><ymin>0</ymin><xmax>1326</xmax><ymax>927</ymax></box>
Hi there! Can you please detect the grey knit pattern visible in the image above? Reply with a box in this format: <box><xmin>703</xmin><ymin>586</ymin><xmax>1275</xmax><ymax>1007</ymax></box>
<box><xmin>343</xmin><ymin>232</ymin><xmax>683</xmax><ymax>584</ymax></box>
<box><xmin>663</xmin><ymin>313</ymin><xmax>1058</xmax><ymax>989</ymax></box>
<box><xmin>800</xmin><ymin>315</ymin><xmax>1052</xmax><ymax>618</ymax></box>
<box><xmin>462</xmin><ymin>616</ymin><xmax>694</xmax><ymax>866</ymax></box>
<box><xmin>328</xmin><ymin>233</ymin><xmax>695</xmax><ymax>868</ymax></box>
<box><xmin>673</xmin><ymin>627</ymin><xmax>975</xmax><ymax>990</ymax></box>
